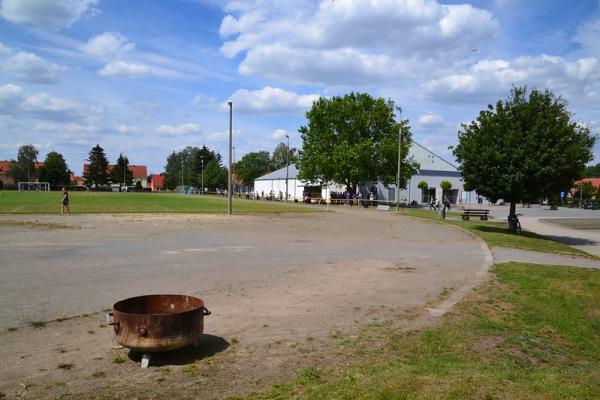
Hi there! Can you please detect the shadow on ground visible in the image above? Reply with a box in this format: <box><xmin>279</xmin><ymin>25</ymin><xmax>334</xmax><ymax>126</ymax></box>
<box><xmin>127</xmin><ymin>334</ymin><xmax>230</xmax><ymax>366</ymax></box>
<box><xmin>538</xmin><ymin>235</ymin><xmax>597</xmax><ymax>246</ymax></box>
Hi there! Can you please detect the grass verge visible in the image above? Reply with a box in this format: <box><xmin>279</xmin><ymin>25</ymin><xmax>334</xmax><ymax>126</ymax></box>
<box><xmin>0</xmin><ymin>191</ymin><xmax>319</xmax><ymax>214</ymax></box>
<box><xmin>540</xmin><ymin>218</ymin><xmax>600</xmax><ymax>230</ymax></box>
<box><xmin>236</xmin><ymin>263</ymin><xmax>600</xmax><ymax>399</ymax></box>
<box><xmin>402</xmin><ymin>209</ymin><xmax>594</xmax><ymax>258</ymax></box>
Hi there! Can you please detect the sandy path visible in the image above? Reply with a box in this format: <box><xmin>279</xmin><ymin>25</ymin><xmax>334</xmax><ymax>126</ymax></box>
<box><xmin>0</xmin><ymin>209</ymin><xmax>489</xmax><ymax>399</ymax></box>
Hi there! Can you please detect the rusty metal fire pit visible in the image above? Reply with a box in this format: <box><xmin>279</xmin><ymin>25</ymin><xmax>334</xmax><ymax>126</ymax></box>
<box><xmin>107</xmin><ymin>294</ymin><xmax>210</xmax><ymax>367</ymax></box>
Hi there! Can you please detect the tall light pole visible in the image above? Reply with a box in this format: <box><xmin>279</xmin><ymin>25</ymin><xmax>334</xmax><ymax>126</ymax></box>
<box><xmin>232</xmin><ymin>145</ymin><xmax>236</xmax><ymax>195</ymax></box>
<box><xmin>201</xmin><ymin>156</ymin><xmax>204</xmax><ymax>196</ymax></box>
<box><xmin>181</xmin><ymin>159</ymin><xmax>184</xmax><ymax>187</ymax></box>
<box><xmin>227</xmin><ymin>101</ymin><xmax>233</xmax><ymax>215</ymax></box>
<box><xmin>123</xmin><ymin>155</ymin><xmax>126</xmax><ymax>191</ymax></box>
<box><xmin>395</xmin><ymin>107</ymin><xmax>403</xmax><ymax>212</ymax></box>
<box><xmin>285</xmin><ymin>134</ymin><xmax>290</xmax><ymax>202</ymax></box>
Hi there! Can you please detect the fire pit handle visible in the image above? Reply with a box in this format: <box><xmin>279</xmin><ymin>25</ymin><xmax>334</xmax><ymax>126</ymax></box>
<box><xmin>106</xmin><ymin>312</ymin><xmax>120</xmax><ymax>326</ymax></box>
<box><xmin>202</xmin><ymin>306</ymin><xmax>211</xmax><ymax>316</ymax></box>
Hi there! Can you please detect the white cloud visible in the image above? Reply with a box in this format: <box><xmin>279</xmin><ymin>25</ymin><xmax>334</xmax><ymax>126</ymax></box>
<box><xmin>114</xmin><ymin>124</ymin><xmax>139</xmax><ymax>134</ymax></box>
<box><xmin>20</xmin><ymin>92</ymin><xmax>84</xmax><ymax>120</ymax></box>
<box><xmin>0</xmin><ymin>84</ymin><xmax>25</xmax><ymax>113</ymax></box>
<box><xmin>0</xmin><ymin>83</ymin><xmax>98</xmax><ymax>123</ymax></box>
<box><xmin>98</xmin><ymin>61</ymin><xmax>151</xmax><ymax>77</ymax></box>
<box><xmin>218</xmin><ymin>0</ymin><xmax>499</xmax><ymax>86</ymax></box>
<box><xmin>269</xmin><ymin>128</ymin><xmax>289</xmax><ymax>139</ymax></box>
<box><xmin>423</xmin><ymin>55</ymin><xmax>600</xmax><ymax>105</ymax></box>
<box><xmin>80</xmin><ymin>32</ymin><xmax>135</xmax><ymax>59</ymax></box>
<box><xmin>191</xmin><ymin>94</ymin><xmax>219</xmax><ymax>111</ymax></box>
<box><xmin>228</xmin><ymin>86</ymin><xmax>319</xmax><ymax>115</ymax></box>
<box><xmin>0</xmin><ymin>42</ymin><xmax>10</xmax><ymax>54</ymax></box>
<box><xmin>574</xmin><ymin>12</ymin><xmax>600</xmax><ymax>56</ymax></box>
<box><xmin>418</xmin><ymin>113</ymin><xmax>444</xmax><ymax>126</ymax></box>
<box><xmin>156</xmin><ymin>123</ymin><xmax>202</xmax><ymax>136</ymax></box>
<box><xmin>98</xmin><ymin>60</ymin><xmax>184</xmax><ymax>79</ymax></box>
<box><xmin>0</xmin><ymin>0</ymin><xmax>98</xmax><ymax>29</ymax></box>
<box><xmin>208</xmin><ymin>129</ymin><xmax>241</xmax><ymax>141</ymax></box>
<box><xmin>34</xmin><ymin>121</ymin><xmax>99</xmax><ymax>135</ymax></box>
<box><xmin>1</xmin><ymin>51</ymin><xmax>65</xmax><ymax>83</ymax></box>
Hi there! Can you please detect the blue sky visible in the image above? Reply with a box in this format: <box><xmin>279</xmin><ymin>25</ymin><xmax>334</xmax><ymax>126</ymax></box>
<box><xmin>1</xmin><ymin>0</ymin><xmax>599</xmax><ymax>175</ymax></box>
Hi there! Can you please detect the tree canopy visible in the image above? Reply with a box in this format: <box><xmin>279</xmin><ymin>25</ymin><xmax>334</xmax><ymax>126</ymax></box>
<box><xmin>584</xmin><ymin>163</ymin><xmax>600</xmax><ymax>177</ymax></box>
<box><xmin>110</xmin><ymin>153</ymin><xmax>133</xmax><ymax>189</ymax></box>
<box><xmin>298</xmin><ymin>92</ymin><xmax>417</xmax><ymax>192</ymax></box>
<box><xmin>83</xmin><ymin>144</ymin><xmax>110</xmax><ymax>187</ymax></box>
<box><xmin>235</xmin><ymin>151</ymin><xmax>271</xmax><ymax>186</ymax></box>
<box><xmin>454</xmin><ymin>87</ymin><xmax>595</xmax><ymax>219</ymax></box>
<box><xmin>440</xmin><ymin>180</ymin><xmax>452</xmax><ymax>191</ymax></box>
<box><xmin>38</xmin><ymin>151</ymin><xmax>70</xmax><ymax>188</ymax></box>
<box><xmin>9</xmin><ymin>144</ymin><xmax>38</xmax><ymax>183</ymax></box>
<box><xmin>163</xmin><ymin>146</ymin><xmax>227</xmax><ymax>190</ymax></box>
<box><xmin>271</xmin><ymin>142</ymin><xmax>297</xmax><ymax>170</ymax></box>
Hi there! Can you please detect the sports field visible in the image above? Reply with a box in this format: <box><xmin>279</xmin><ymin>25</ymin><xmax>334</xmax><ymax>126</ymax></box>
<box><xmin>0</xmin><ymin>191</ymin><xmax>314</xmax><ymax>214</ymax></box>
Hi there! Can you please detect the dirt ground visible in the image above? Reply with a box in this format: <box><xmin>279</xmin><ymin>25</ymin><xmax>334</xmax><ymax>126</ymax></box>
<box><xmin>0</xmin><ymin>208</ymin><xmax>489</xmax><ymax>399</ymax></box>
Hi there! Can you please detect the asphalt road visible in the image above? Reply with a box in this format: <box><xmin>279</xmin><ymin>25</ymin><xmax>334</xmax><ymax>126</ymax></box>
<box><xmin>488</xmin><ymin>205</ymin><xmax>600</xmax><ymax>256</ymax></box>
<box><xmin>0</xmin><ymin>209</ymin><xmax>489</xmax><ymax>332</ymax></box>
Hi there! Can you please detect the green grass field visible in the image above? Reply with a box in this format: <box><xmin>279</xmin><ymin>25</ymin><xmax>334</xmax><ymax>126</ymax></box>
<box><xmin>0</xmin><ymin>191</ymin><xmax>316</xmax><ymax>214</ymax></box>
<box><xmin>401</xmin><ymin>208</ymin><xmax>593</xmax><ymax>258</ymax></box>
<box><xmin>239</xmin><ymin>263</ymin><xmax>600</xmax><ymax>399</ymax></box>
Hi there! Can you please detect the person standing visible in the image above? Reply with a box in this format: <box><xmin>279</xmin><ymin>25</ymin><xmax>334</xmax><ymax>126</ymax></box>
<box><xmin>60</xmin><ymin>188</ymin><xmax>70</xmax><ymax>216</ymax></box>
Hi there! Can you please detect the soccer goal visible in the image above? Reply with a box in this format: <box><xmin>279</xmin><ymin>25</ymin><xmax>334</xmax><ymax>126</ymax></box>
<box><xmin>18</xmin><ymin>182</ymin><xmax>50</xmax><ymax>191</ymax></box>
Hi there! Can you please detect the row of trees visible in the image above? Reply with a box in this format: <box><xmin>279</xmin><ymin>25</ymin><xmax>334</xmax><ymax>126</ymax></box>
<box><xmin>83</xmin><ymin>144</ymin><xmax>136</xmax><ymax>189</ymax></box>
<box><xmin>163</xmin><ymin>146</ymin><xmax>228</xmax><ymax>190</ymax></box>
<box><xmin>6</xmin><ymin>144</ymin><xmax>71</xmax><ymax>189</ymax></box>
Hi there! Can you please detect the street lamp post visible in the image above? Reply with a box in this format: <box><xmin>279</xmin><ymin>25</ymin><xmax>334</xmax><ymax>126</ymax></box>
<box><xmin>122</xmin><ymin>155</ymin><xmax>126</xmax><ymax>192</ymax></box>
<box><xmin>201</xmin><ymin>156</ymin><xmax>204</xmax><ymax>196</ymax></box>
<box><xmin>181</xmin><ymin>159</ymin><xmax>184</xmax><ymax>187</ymax></box>
<box><xmin>395</xmin><ymin>107</ymin><xmax>403</xmax><ymax>212</ymax></box>
<box><xmin>285</xmin><ymin>134</ymin><xmax>290</xmax><ymax>202</ymax></box>
<box><xmin>228</xmin><ymin>101</ymin><xmax>233</xmax><ymax>215</ymax></box>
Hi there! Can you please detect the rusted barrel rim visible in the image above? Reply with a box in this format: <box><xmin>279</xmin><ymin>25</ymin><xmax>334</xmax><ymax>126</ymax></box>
<box><xmin>113</xmin><ymin>294</ymin><xmax>209</xmax><ymax>317</ymax></box>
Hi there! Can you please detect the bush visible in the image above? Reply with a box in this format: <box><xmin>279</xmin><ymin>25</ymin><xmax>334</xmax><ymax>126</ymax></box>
<box><xmin>417</xmin><ymin>181</ymin><xmax>428</xmax><ymax>190</ymax></box>
<box><xmin>440</xmin><ymin>180</ymin><xmax>452</xmax><ymax>191</ymax></box>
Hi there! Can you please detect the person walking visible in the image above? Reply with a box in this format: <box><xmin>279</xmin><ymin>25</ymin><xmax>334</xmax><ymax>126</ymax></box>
<box><xmin>60</xmin><ymin>188</ymin><xmax>70</xmax><ymax>215</ymax></box>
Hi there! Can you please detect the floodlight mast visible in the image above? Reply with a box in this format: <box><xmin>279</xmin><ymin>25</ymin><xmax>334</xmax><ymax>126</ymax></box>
<box><xmin>396</xmin><ymin>107</ymin><xmax>403</xmax><ymax>212</ymax></box>
<box><xmin>201</xmin><ymin>156</ymin><xmax>204</xmax><ymax>196</ymax></box>
<box><xmin>228</xmin><ymin>101</ymin><xmax>233</xmax><ymax>215</ymax></box>
<box><xmin>285</xmin><ymin>134</ymin><xmax>289</xmax><ymax>202</ymax></box>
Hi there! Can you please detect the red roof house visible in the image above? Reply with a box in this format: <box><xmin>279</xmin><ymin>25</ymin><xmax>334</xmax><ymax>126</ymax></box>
<box><xmin>149</xmin><ymin>174</ymin><xmax>165</xmax><ymax>192</ymax></box>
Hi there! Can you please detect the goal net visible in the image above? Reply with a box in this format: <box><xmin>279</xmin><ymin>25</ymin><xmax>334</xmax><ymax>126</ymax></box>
<box><xmin>18</xmin><ymin>182</ymin><xmax>50</xmax><ymax>191</ymax></box>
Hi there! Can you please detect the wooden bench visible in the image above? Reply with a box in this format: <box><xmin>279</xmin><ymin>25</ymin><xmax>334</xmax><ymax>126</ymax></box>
<box><xmin>462</xmin><ymin>209</ymin><xmax>490</xmax><ymax>221</ymax></box>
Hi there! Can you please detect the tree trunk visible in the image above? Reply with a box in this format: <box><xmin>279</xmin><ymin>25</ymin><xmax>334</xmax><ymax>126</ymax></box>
<box><xmin>508</xmin><ymin>201</ymin><xmax>518</xmax><ymax>233</ymax></box>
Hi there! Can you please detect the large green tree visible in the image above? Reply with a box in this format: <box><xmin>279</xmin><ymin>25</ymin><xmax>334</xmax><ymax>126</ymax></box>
<box><xmin>235</xmin><ymin>151</ymin><xmax>271</xmax><ymax>186</ymax></box>
<box><xmin>110</xmin><ymin>153</ymin><xmax>133</xmax><ymax>190</ymax></box>
<box><xmin>298</xmin><ymin>92</ymin><xmax>417</xmax><ymax>193</ymax></box>
<box><xmin>83</xmin><ymin>144</ymin><xmax>110</xmax><ymax>188</ymax></box>
<box><xmin>271</xmin><ymin>142</ymin><xmax>297</xmax><ymax>170</ymax></box>
<box><xmin>203</xmin><ymin>158</ymin><xmax>228</xmax><ymax>189</ymax></box>
<box><xmin>38</xmin><ymin>151</ymin><xmax>70</xmax><ymax>188</ymax></box>
<box><xmin>453</xmin><ymin>87</ymin><xmax>596</xmax><ymax>231</ymax></box>
<box><xmin>9</xmin><ymin>144</ymin><xmax>38</xmax><ymax>183</ymax></box>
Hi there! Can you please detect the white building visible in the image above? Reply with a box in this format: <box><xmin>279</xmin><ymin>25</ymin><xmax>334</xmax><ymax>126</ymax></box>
<box><xmin>254</xmin><ymin>142</ymin><xmax>477</xmax><ymax>204</ymax></box>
